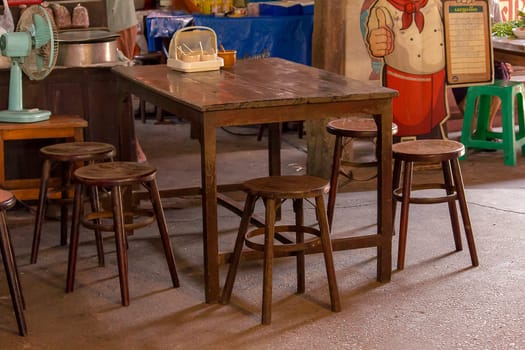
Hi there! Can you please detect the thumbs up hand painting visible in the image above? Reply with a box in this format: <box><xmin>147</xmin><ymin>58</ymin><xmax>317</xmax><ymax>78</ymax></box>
<box><xmin>367</xmin><ymin>7</ymin><xmax>394</xmax><ymax>58</ymax></box>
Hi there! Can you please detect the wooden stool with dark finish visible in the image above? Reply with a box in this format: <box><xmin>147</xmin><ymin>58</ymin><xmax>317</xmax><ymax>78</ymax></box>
<box><xmin>30</xmin><ymin>142</ymin><xmax>116</xmax><ymax>265</ymax></box>
<box><xmin>326</xmin><ymin>117</ymin><xmax>398</xmax><ymax>228</ymax></box>
<box><xmin>221</xmin><ymin>175</ymin><xmax>341</xmax><ymax>325</ymax></box>
<box><xmin>392</xmin><ymin>139</ymin><xmax>479</xmax><ymax>270</ymax></box>
<box><xmin>66</xmin><ymin>161</ymin><xmax>179</xmax><ymax>306</ymax></box>
<box><xmin>0</xmin><ymin>190</ymin><xmax>27</xmax><ymax>336</ymax></box>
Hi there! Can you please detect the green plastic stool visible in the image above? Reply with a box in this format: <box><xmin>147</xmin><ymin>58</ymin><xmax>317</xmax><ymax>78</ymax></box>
<box><xmin>460</xmin><ymin>80</ymin><xmax>525</xmax><ymax>166</ymax></box>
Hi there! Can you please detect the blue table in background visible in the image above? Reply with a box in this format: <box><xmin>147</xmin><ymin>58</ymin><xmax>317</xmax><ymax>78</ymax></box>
<box><xmin>193</xmin><ymin>15</ymin><xmax>313</xmax><ymax>65</ymax></box>
<box><xmin>145</xmin><ymin>11</ymin><xmax>193</xmax><ymax>53</ymax></box>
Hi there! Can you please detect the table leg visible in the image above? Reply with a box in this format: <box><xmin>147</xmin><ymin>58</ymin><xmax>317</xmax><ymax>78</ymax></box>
<box><xmin>373</xmin><ymin>110</ymin><xmax>393</xmax><ymax>282</ymax></box>
<box><xmin>268</xmin><ymin>123</ymin><xmax>281</xmax><ymax>176</ymax></box>
<box><xmin>200</xmin><ymin>122</ymin><xmax>220</xmax><ymax>303</ymax></box>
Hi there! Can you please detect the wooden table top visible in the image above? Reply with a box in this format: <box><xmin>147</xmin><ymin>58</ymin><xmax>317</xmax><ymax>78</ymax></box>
<box><xmin>493</xmin><ymin>37</ymin><xmax>525</xmax><ymax>67</ymax></box>
<box><xmin>0</xmin><ymin>114</ymin><xmax>87</xmax><ymax>131</ymax></box>
<box><xmin>112</xmin><ymin>57</ymin><xmax>398</xmax><ymax>113</ymax></box>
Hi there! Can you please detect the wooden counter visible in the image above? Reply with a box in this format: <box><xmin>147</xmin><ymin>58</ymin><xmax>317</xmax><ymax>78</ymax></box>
<box><xmin>0</xmin><ymin>66</ymin><xmax>134</xmax><ymax>199</ymax></box>
<box><xmin>0</xmin><ymin>115</ymin><xmax>87</xmax><ymax>200</ymax></box>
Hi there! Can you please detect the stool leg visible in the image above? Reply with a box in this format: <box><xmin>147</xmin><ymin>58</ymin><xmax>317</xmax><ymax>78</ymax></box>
<box><xmin>293</xmin><ymin>198</ymin><xmax>305</xmax><ymax>294</ymax></box>
<box><xmin>450</xmin><ymin>158</ymin><xmax>479</xmax><ymax>267</ymax></box>
<box><xmin>441</xmin><ymin>161</ymin><xmax>463</xmax><ymax>251</ymax></box>
<box><xmin>60</xmin><ymin>162</ymin><xmax>73</xmax><ymax>246</ymax></box>
<box><xmin>30</xmin><ymin>159</ymin><xmax>51</xmax><ymax>264</ymax></box>
<box><xmin>145</xmin><ymin>179</ymin><xmax>180</xmax><ymax>287</ymax></box>
<box><xmin>460</xmin><ymin>90</ymin><xmax>480</xmax><ymax>160</ymax></box>
<box><xmin>327</xmin><ymin>135</ymin><xmax>343</xmax><ymax>229</ymax></box>
<box><xmin>0</xmin><ymin>210</ymin><xmax>27</xmax><ymax>336</ymax></box>
<box><xmin>140</xmin><ymin>99</ymin><xmax>146</xmax><ymax>123</ymax></box>
<box><xmin>392</xmin><ymin>158</ymin><xmax>402</xmax><ymax>231</ymax></box>
<box><xmin>262</xmin><ymin>198</ymin><xmax>276</xmax><ymax>325</ymax></box>
<box><xmin>397</xmin><ymin>160</ymin><xmax>413</xmax><ymax>270</ymax></box>
<box><xmin>315</xmin><ymin>195</ymin><xmax>341</xmax><ymax>313</ymax></box>
<box><xmin>66</xmin><ymin>183</ymin><xmax>83</xmax><ymax>293</ymax></box>
<box><xmin>517</xmin><ymin>91</ymin><xmax>525</xmax><ymax>156</ymax></box>
<box><xmin>111</xmin><ymin>185</ymin><xmax>130</xmax><ymax>306</ymax></box>
<box><xmin>501</xmin><ymin>97</ymin><xmax>518</xmax><ymax>166</ymax></box>
<box><xmin>474</xmin><ymin>95</ymin><xmax>492</xmax><ymax>140</ymax></box>
<box><xmin>87</xmin><ymin>184</ymin><xmax>105</xmax><ymax>267</ymax></box>
<box><xmin>221</xmin><ymin>194</ymin><xmax>257</xmax><ymax>304</ymax></box>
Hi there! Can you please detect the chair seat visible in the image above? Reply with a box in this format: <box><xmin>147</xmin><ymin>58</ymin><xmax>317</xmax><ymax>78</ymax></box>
<box><xmin>243</xmin><ymin>175</ymin><xmax>329</xmax><ymax>199</ymax></box>
<box><xmin>74</xmin><ymin>161</ymin><xmax>156</xmax><ymax>186</ymax></box>
<box><xmin>392</xmin><ymin>139</ymin><xmax>465</xmax><ymax>162</ymax></box>
<box><xmin>40</xmin><ymin>142</ymin><xmax>116</xmax><ymax>162</ymax></box>
<box><xmin>327</xmin><ymin>117</ymin><xmax>398</xmax><ymax>138</ymax></box>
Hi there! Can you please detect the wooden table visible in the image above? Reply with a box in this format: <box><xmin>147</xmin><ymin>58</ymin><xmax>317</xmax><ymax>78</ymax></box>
<box><xmin>493</xmin><ymin>37</ymin><xmax>525</xmax><ymax>66</ymax></box>
<box><xmin>0</xmin><ymin>115</ymin><xmax>87</xmax><ymax>200</ymax></box>
<box><xmin>112</xmin><ymin>58</ymin><xmax>398</xmax><ymax>303</ymax></box>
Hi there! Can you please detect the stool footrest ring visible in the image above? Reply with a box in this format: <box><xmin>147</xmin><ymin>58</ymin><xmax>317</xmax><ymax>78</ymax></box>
<box><xmin>245</xmin><ymin>225</ymin><xmax>322</xmax><ymax>253</ymax></box>
<box><xmin>81</xmin><ymin>209</ymin><xmax>156</xmax><ymax>232</ymax></box>
<box><xmin>393</xmin><ymin>183</ymin><xmax>457</xmax><ymax>204</ymax></box>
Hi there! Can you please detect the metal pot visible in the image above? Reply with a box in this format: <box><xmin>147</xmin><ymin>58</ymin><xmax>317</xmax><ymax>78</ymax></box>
<box><xmin>56</xmin><ymin>30</ymin><xmax>120</xmax><ymax>67</ymax></box>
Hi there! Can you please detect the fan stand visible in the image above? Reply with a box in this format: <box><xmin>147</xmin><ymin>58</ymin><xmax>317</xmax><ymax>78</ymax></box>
<box><xmin>0</xmin><ymin>59</ymin><xmax>50</xmax><ymax>123</ymax></box>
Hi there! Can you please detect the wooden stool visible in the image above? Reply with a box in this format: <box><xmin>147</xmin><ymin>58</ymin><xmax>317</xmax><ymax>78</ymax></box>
<box><xmin>326</xmin><ymin>117</ymin><xmax>398</xmax><ymax>228</ymax></box>
<box><xmin>30</xmin><ymin>142</ymin><xmax>116</xmax><ymax>265</ymax></box>
<box><xmin>0</xmin><ymin>190</ymin><xmax>27</xmax><ymax>336</ymax></box>
<box><xmin>66</xmin><ymin>161</ymin><xmax>179</xmax><ymax>306</ymax></box>
<box><xmin>221</xmin><ymin>175</ymin><xmax>341</xmax><ymax>325</ymax></box>
<box><xmin>392</xmin><ymin>139</ymin><xmax>479</xmax><ymax>270</ymax></box>
<box><xmin>460</xmin><ymin>80</ymin><xmax>525</xmax><ymax>166</ymax></box>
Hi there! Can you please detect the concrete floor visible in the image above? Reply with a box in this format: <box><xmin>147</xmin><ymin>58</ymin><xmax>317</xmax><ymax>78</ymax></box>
<box><xmin>1</xmin><ymin>116</ymin><xmax>525</xmax><ymax>349</ymax></box>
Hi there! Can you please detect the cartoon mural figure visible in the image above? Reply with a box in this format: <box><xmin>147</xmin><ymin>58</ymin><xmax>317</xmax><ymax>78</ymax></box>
<box><xmin>365</xmin><ymin>0</ymin><xmax>472</xmax><ymax>138</ymax></box>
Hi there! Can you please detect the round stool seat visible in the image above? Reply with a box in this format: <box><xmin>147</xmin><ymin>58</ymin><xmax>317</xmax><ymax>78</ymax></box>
<box><xmin>40</xmin><ymin>142</ymin><xmax>116</xmax><ymax>162</ymax></box>
<box><xmin>392</xmin><ymin>139</ymin><xmax>465</xmax><ymax>162</ymax></box>
<box><xmin>74</xmin><ymin>161</ymin><xmax>156</xmax><ymax>186</ymax></box>
<box><xmin>326</xmin><ymin>117</ymin><xmax>398</xmax><ymax>138</ymax></box>
<box><xmin>243</xmin><ymin>175</ymin><xmax>329</xmax><ymax>199</ymax></box>
<box><xmin>0</xmin><ymin>189</ymin><xmax>16</xmax><ymax>210</ymax></box>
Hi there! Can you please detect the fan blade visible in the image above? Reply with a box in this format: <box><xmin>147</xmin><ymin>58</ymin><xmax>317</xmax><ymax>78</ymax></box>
<box><xmin>32</xmin><ymin>13</ymin><xmax>51</xmax><ymax>48</ymax></box>
<box><xmin>35</xmin><ymin>53</ymin><xmax>44</xmax><ymax>72</ymax></box>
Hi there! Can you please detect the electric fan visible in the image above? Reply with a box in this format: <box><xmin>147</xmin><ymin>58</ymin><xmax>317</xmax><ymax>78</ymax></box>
<box><xmin>0</xmin><ymin>4</ymin><xmax>58</xmax><ymax>123</ymax></box>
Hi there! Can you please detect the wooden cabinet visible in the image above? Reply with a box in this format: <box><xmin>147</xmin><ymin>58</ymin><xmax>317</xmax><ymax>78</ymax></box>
<box><xmin>0</xmin><ymin>66</ymin><xmax>134</xmax><ymax>190</ymax></box>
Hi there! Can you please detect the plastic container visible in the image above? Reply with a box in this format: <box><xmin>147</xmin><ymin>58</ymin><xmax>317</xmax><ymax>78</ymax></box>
<box><xmin>167</xmin><ymin>26</ymin><xmax>224</xmax><ymax>72</ymax></box>
<box><xmin>217</xmin><ymin>50</ymin><xmax>236</xmax><ymax>68</ymax></box>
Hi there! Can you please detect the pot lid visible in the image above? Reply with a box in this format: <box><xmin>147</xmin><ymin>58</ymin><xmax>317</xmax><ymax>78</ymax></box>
<box><xmin>57</xmin><ymin>30</ymin><xmax>120</xmax><ymax>43</ymax></box>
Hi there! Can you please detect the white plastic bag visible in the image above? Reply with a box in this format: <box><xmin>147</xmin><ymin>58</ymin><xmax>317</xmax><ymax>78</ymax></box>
<box><xmin>0</xmin><ymin>0</ymin><xmax>14</xmax><ymax>32</ymax></box>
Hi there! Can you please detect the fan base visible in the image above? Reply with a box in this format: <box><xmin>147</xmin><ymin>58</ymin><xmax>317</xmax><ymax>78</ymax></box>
<box><xmin>0</xmin><ymin>109</ymin><xmax>50</xmax><ymax>123</ymax></box>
